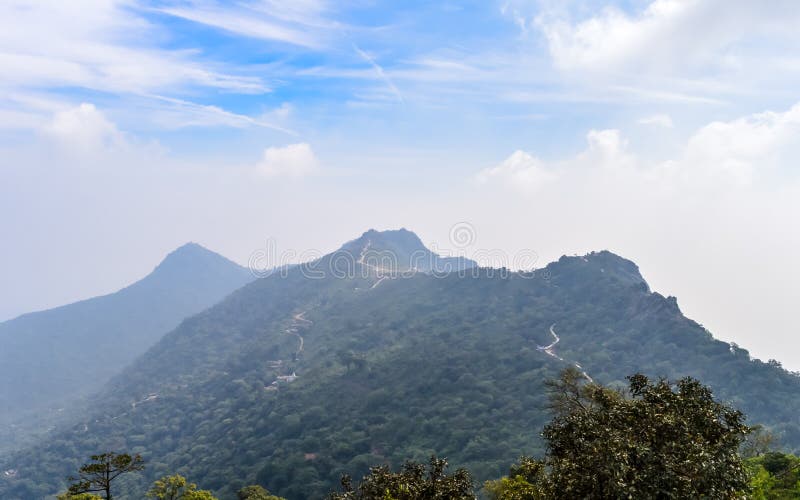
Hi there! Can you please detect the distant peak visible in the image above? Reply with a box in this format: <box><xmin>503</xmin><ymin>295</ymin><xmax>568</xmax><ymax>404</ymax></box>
<box><xmin>552</xmin><ymin>250</ymin><xmax>648</xmax><ymax>289</ymax></box>
<box><xmin>344</xmin><ymin>228</ymin><xmax>425</xmax><ymax>251</ymax></box>
<box><xmin>152</xmin><ymin>242</ymin><xmax>245</xmax><ymax>277</ymax></box>
<box><xmin>173</xmin><ymin>241</ymin><xmax>206</xmax><ymax>253</ymax></box>
<box><xmin>163</xmin><ymin>242</ymin><xmax>214</xmax><ymax>260</ymax></box>
<box><xmin>337</xmin><ymin>228</ymin><xmax>475</xmax><ymax>273</ymax></box>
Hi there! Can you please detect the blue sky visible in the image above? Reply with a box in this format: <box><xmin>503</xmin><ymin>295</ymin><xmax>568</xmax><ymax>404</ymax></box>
<box><xmin>2</xmin><ymin>0</ymin><xmax>800</xmax><ymax>368</ymax></box>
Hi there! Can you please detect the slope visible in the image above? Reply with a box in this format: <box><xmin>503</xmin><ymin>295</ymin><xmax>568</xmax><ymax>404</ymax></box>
<box><xmin>0</xmin><ymin>243</ymin><xmax>253</xmax><ymax>449</ymax></box>
<box><xmin>2</xmin><ymin>233</ymin><xmax>800</xmax><ymax>499</ymax></box>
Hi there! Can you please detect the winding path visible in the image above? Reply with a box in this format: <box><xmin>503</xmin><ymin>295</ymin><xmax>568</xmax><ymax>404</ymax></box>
<box><xmin>537</xmin><ymin>323</ymin><xmax>593</xmax><ymax>382</ymax></box>
<box><xmin>356</xmin><ymin>240</ymin><xmax>393</xmax><ymax>289</ymax></box>
<box><xmin>288</xmin><ymin>312</ymin><xmax>311</xmax><ymax>358</ymax></box>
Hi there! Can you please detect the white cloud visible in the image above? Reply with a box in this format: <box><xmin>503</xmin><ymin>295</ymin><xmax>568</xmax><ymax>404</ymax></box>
<box><xmin>582</xmin><ymin>129</ymin><xmax>632</xmax><ymax>166</ymax></box>
<box><xmin>42</xmin><ymin>103</ymin><xmax>126</xmax><ymax>153</ymax></box>
<box><xmin>156</xmin><ymin>6</ymin><xmax>317</xmax><ymax>49</ymax></box>
<box><xmin>255</xmin><ymin>143</ymin><xmax>319</xmax><ymax>178</ymax></box>
<box><xmin>475</xmin><ymin>150</ymin><xmax>555</xmax><ymax>191</ymax></box>
<box><xmin>639</xmin><ymin>114</ymin><xmax>674</xmax><ymax>128</ymax></box>
<box><xmin>0</xmin><ymin>1</ymin><xmax>266</xmax><ymax>94</ymax></box>
<box><xmin>479</xmin><ymin>101</ymin><xmax>800</xmax><ymax>190</ymax></box>
<box><xmin>0</xmin><ymin>0</ymin><xmax>271</xmax><ymax>135</ymax></box>
<box><xmin>476</xmin><ymin>128</ymin><xmax>636</xmax><ymax>191</ymax></box>
<box><xmin>676</xmin><ymin>103</ymin><xmax>800</xmax><ymax>185</ymax></box>
<box><xmin>536</xmin><ymin>0</ymin><xmax>800</xmax><ymax>74</ymax></box>
<box><xmin>154</xmin><ymin>0</ymin><xmax>341</xmax><ymax>49</ymax></box>
<box><xmin>141</xmin><ymin>95</ymin><xmax>296</xmax><ymax>134</ymax></box>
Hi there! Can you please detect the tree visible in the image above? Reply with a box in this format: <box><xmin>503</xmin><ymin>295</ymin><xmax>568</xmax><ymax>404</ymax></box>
<box><xmin>329</xmin><ymin>456</ymin><xmax>474</xmax><ymax>499</ymax></box>
<box><xmin>746</xmin><ymin>452</ymin><xmax>800</xmax><ymax>498</ymax></box>
<box><xmin>66</xmin><ymin>452</ymin><xmax>145</xmax><ymax>500</ymax></box>
<box><xmin>146</xmin><ymin>474</ymin><xmax>218</xmax><ymax>500</ymax></box>
<box><xmin>237</xmin><ymin>485</ymin><xmax>286</xmax><ymax>500</ymax></box>
<box><xmin>489</xmin><ymin>368</ymin><xmax>751</xmax><ymax>499</ymax></box>
<box><xmin>741</xmin><ymin>424</ymin><xmax>777</xmax><ymax>458</ymax></box>
<box><xmin>57</xmin><ymin>494</ymin><xmax>103</xmax><ymax>500</ymax></box>
<box><xmin>483</xmin><ymin>457</ymin><xmax>546</xmax><ymax>500</ymax></box>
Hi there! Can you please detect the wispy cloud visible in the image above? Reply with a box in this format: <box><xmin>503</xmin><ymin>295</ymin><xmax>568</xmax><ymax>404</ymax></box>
<box><xmin>154</xmin><ymin>3</ymin><xmax>323</xmax><ymax>49</ymax></box>
<box><xmin>0</xmin><ymin>1</ymin><xmax>268</xmax><ymax>94</ymax></box>
<box><xmin>0</xmin><ymin>1</ymin><xmax>274</xmax><ymax>135</ymax></box>
<box><xmin>639</xmin><ymin>114</ymin><xmax>674</xmax><ymax>128</ymax></box>
<box><xmin>353</xmin><ymin>45</ymin><xmax>404</xmax><ymax>103</ymax></box>
<box><xmin>142</xmin><ymin>94</ymin><xmax>298</xmax><ymax>135</ymax></box>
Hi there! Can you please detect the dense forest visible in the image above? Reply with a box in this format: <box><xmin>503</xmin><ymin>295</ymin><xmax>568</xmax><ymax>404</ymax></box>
<box><xmin>55</xmin><ymin>372</ymin><xmax>800</xmax><ymax>499</ymax></box>
<box><xmin>3</xmin><ymin>230</ymin><xmax>800</xmax><ymax>499</ymax></box>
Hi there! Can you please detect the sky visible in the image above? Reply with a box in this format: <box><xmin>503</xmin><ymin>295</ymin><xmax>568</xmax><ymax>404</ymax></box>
<box><xmin>2</xmin><ymin>0</ymin><xmax>800</xmax><ymax>368</ymax></box>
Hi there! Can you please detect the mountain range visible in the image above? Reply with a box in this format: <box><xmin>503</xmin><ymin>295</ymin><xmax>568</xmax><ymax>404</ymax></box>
<box><xmin>0</xmin><ymin>243</ymin><xmax>252</xmax><ymax>451</ymax></box>
<box><xmin>1</xmin><ymin>229</ymin><xmax>799</xmax><ymax>499</ymax></box>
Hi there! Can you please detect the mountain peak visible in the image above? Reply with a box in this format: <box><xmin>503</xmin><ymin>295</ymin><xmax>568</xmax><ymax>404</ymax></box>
<box><xmin>347</xmin><ymin>228</ymin><xmax>424</xmax><ymax>250</ymax></box>
<box><xmin>147</xmin><ymin>242</ymin><xmax>250</xmax><ymax>284</ymax></box>
<box><xmin>337</xmin><ymin>228</ymin><xmax>475</xmax><ymax>273</ymax></box>
<box><xmin>157</xmin><ymin>242</ymin><xmax>227</xmax><ymax>268</ymax></box>
<box><xmin>548</xmin><ymin>250</ymin><xmax>648</xmax><ymax>290</ymax></box>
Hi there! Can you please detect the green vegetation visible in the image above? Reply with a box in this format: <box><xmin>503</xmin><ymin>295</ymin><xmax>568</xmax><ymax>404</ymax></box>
<box><xmin>746</xmin><ymin>452</ymin><xmax>800</xmax><ymax>499</ymax></box>
<box><xmin>485</xmin><ymin>369</ymin><xmax>750</xmax><ymax>498</ymax></box>
<box><xmin>20</xmin><ymin>368</ymin><xmax>800</xmax><ymax>499</ymax></box>
<box><xmin>237</xmin><ymin>485</ymin><xmax>286</xmax><ymax>500</ymax></box>
<box><xmin>56</xmin><ymin>493</ymin><xmax>103</xmax><ymax>500</ymax></box>
<box><xmin>56</xmin><ymin>453</ymin><xmax>287</xmax><ymax>500</ymax></box>
<box><xmin>329</xmin><ymin>456</ymin><xmax>473</xmax><ymax>499</ymax></box>
<box><xmin>0</xmin><ymin>243</ymin><xmax>252</xmax><ymax>451</ymax></box>
<box><xmin>146</xmin><ymin>474</ymin><xmax>218</xmax><ymax>500</ymax></box>
<box><xmin>3</xmin><ymin>233</ymin><xmax>800</xmax><ymax>498</ymax></box>
<box><xmin>65</xmin><ymin>453</ymin><xmax>145</xmax><ymax>500</ymax></box>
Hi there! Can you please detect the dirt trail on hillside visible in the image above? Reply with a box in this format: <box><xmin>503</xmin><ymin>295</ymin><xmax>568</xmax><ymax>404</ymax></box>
<box><xmin>537</xmin><ymin>323</ymin><xmax>593</xmax><ymax>382</ymax></box>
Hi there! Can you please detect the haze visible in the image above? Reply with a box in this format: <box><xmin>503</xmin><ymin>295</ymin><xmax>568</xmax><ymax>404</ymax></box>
<box><xmin>1</xmin><ymin>0</ymin><xmax>799</xmax><ymax>369</ymax></box>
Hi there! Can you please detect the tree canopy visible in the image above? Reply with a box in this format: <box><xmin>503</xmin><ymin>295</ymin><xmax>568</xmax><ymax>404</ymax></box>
<box><xmin>66</xmin><ymin>452</ymin><xmax>145</xmax><ymax>500</ymax></box>
<box><xmin>146</xmin><ymin>474</ymin><xmax>218</xmax><ymax>500</ymax></box>
<box><xmin>486</xmin><ymin>368</ymin><xmax>751</xmax><ymax>498</ymax></box>
<box><xmin>329</xmin><ymin>456</ymin><xmax>474</xmax><ymax>500</ymax></box>
<box><xmin>237</xmin><ymin>485</ymin><xmax>287</xmax><ymax>500</ymax></box>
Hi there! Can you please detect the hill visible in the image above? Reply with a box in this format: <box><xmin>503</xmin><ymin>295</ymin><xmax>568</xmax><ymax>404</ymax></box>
<box><xmin>1</xmin><ymin>230</ymin><xmax>799</xmax><ymax>499</ymax></box>
<box><xmin>0</xmin><ymin>243</ymin><xmax>253</xmax><ymax>450</ymax></box>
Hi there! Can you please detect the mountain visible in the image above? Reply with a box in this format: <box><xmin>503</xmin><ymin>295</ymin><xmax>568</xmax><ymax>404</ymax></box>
<box><xmin>2</xmin><ymin>230</ymin><xmax>800</xmax><ymax>499</ymax></box>
<box><xmin>0</xmin><ymin>243</ymin><xmax>253</xmax><ymax>449</ymax></box>
<box><xmin>336</xmin><ymin>228</ymin><xmax>476</xmax><ymax>273</ymax></box>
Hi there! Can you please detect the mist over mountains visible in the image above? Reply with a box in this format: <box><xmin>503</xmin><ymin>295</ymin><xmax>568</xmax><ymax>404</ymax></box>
<box><xmin>0</xmin><ymin>243</ymin><xmax>252</xmax><ymax>450</ymax></box>
<box><xmin>1</xmin><ymin>229</ymin><xmax>799</xmax><ymax>499</ymax></box>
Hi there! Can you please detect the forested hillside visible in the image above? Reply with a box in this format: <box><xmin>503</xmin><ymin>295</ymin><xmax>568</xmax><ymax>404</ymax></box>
<box><xmin>0</xmin><ymin>243</ymin><xmax>253</xmax><ymax>451</ymax></box>
<box><xmin>2</xmin><ymin>231</ymin><xmax>799</xmax><ymax>499</ymax></box>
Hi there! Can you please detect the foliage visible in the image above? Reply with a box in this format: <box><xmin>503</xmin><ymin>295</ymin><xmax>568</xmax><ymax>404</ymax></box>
<box><xmin>483</xmin><ymin>457</ymin><xmax>547</xmax><ymax>500</ymax></box>
<box><xmin>746</xmin><ymin>452</ymin><xmax>800</xmax><ymax>499</ymax></box>
<box><xmin>487</xmin><ymin>369</ymin><xmax>751</xmax><ymax>499</ymax></box>
<box><xmin>237</xmin><ymin>484</ymin><xmax>286</xmax><ymax>499</ymax></box>
<box><xmin>329</xmin><ymin>456</ymin><xmax>474</xmax><ymax>499</ymax></box>
<box><xmin>67</xmin><ymin>452</ymin><xmax>145</xmax><ymax>499</ymax></box>
<box><xmin>147</xmin><ymin>474</ymin><xmax>218</xmax><ymax>500</ymax></box>
<box><xmin>3</xmin><ymin>239</ymin><xmax>800</xmax><ymax>499</ymax></box>
<box><xmin>56</xmin><ymin>493</ymin><xmax>103</xmax><ymax>500</ymax></box>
